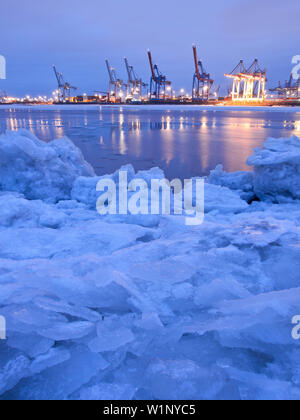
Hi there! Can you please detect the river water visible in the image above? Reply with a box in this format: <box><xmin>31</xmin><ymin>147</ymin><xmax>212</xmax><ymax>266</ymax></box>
<box><xmin>1</xmin><ymin>104</ymin><xmax>300</xmax><ymax>179</ymax></box>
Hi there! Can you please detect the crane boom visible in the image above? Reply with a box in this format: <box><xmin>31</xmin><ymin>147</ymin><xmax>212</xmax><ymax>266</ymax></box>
<box><xmin>53</xmin><ymin>66</ymin><xmax>63</xmax><ymax>87</ymax></box>
<box><xmin>147</xmin><ymin>50</ymin><xmax>157</xmax><ymax>82</ymax></box>
<box><xmin>124</xmin><ymin>58</ymin><xmax>131</xmax><ymax>80</ymax></box>
<box><xmin>105</xmin><ymin>60</ymin><xmax>114</xmax><ymax>83</ymax></box>
<box><xmin>192</xmin><ymin>45</ymin><xmax>200</xmax><ymax>81</ymax></box>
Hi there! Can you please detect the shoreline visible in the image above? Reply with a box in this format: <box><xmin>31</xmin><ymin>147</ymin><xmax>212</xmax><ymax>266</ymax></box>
<box><xmin>1</xmin><ymin>103</ymin><xmax>300</xmax><ymax>113</ymax></box>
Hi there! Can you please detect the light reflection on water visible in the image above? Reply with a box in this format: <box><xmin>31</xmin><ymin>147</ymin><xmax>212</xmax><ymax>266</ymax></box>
<box><xmin>1</xmin><ymin>106</ymin><xmax>300</xmax><ymax>179</ymax></box>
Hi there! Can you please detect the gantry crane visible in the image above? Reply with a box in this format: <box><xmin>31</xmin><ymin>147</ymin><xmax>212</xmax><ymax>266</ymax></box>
<box><xmin>124</xmin><ymin>58</ymin><xmax>147</xmax><ymax>100</ymax></box>
<box><xmin>192</xmin><ymin>45</ymin><xmax>214</xmax><ymax>101</ymax></box>
<box><xmin>270</xmin><ymin>74</ymin><xmax>300</xmax><ymax>99</ymax></box>
<box><xmin>225</xmin><ymin>60</ymin><xmax>247</xmax><ymax>100</ymax></box>
<box><xmin>225</xmin><ymin>59</ymin><xmax>266</xmax><ymax>101</ymax></box>
<box><xmin>147</xmin><ymin>50</ymin><xmax>171</xmax><ymax>100</ymax></box>
<box><xmin>246</xmin><ymin>59</ymin><xmax>266</xmax><ymax>100</ymax></box>
<box><xmin>53</xmin><ymin>66</ymin><xmax>77</xmax><ymax>102</ymax></box>
<box><xmin>106</xmin><ymin>60</ymin><xmax>127</xmax><ymax>103</ymax></box>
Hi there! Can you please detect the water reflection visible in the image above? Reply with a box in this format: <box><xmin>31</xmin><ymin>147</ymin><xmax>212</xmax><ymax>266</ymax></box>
<box><xmin>293</xmin><ymin>121</ymin><xmax>300</xmax><ymax>132</ymax></box>
<box><xmin>0</xmin><ymin>106</ymin><xmax>300</xmax><ymax>179</ymax></box>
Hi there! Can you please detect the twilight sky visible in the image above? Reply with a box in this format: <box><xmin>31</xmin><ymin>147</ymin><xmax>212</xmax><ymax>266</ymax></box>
<box><xmin>1</xmin><ymin>0</ymin><xmax>299</xmax><ymax>96</ymax></box>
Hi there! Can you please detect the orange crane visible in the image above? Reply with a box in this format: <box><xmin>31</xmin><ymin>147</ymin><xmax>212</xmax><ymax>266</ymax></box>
<box><xmin>192</xmin><ymin>45</ymin><xmax>213</xmax><ymax>101</ymax></box>
<box><xmin>147</xmin><ymin>50</ymin><xmax>171</xmax><ymax>101</ymax></box>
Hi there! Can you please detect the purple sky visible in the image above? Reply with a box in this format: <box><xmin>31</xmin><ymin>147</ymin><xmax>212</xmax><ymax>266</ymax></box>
<box><xmin>1</xmin><ymin>0</ymin><xmax>299</xmax><ymax>96</ymax></box>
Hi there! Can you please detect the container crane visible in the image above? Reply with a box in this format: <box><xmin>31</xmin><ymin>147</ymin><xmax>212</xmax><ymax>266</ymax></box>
<box><xmin>225</xmin><ymin>60</ymin><xmax>247</xmax><ymax>100</ymax></box>
<box><xmin>270</xmin><ymin>74</ymin><xmax>300</xmax><ymax>99</ymax></box>
<box><xmin>106</xmin><ymin>60</ymin><xmax>126</xmax><ymax>103</ymax></box>
<box><xmin>225</xmin><ymin>59</ymin><xmax>266</xmax><ymax>101</ymax></box>
<box><xmin>246</xmin><ymin>59</ymin><xmax>266</xmax><ymax>100</ymax></box>
<box><xmin>124</xmin><ymin>58</ymin><xmax>147</xmax><ymax>101</ymax></box>
<box><xmin>147</xmin><ymin>50</ymin><xmax>171</xmax><ymax>100</ymax></box>
<box><xmin>192</xmin><ymin>45</ymin><xmax>213</xmax><ymax>101</ymax></box>
<box><xmin>52</xmin><ymin>66</ymin><xmax>77</xmax><ymax>102</ymax></box>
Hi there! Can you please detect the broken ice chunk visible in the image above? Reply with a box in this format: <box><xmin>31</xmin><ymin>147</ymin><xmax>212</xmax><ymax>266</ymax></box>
<box><xmin>38</xmin><ymin>321</ymin><xmax>95</xmax><ymax>341</ymax></box>
<box><xmin>30</xmin><ymin>348</ymin><xmax>71</xmax><ymax>374</ymax></box>
<box><xmin>89</xmin><ymin>320</ymin><xmax>134</xmax><ymax>353</ymax></box>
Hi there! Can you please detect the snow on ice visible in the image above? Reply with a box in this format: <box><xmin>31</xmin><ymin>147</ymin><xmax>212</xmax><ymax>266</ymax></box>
<box><xmin>0</xmin><ymin>129</ymin><xmax>95</xmax><ymax>203</ymax></box>
<box><xmin>0</xmin><ymin>129</ymin><xmax>300</xmax><ymax>400</ymax></box>
<box><xmin>247</xmin><ymin>136</ymin><xmax>300</xmax><ymax>202</ymax></box>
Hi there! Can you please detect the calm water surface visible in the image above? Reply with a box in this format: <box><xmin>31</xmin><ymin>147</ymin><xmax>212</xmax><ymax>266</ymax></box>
<box><xmin>1</xmin><ymin>105</ymin><xmax>300</xmax><ymax>179</ymax></box>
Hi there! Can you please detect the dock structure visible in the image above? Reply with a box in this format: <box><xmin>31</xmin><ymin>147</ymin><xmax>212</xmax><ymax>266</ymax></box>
<box><xmin>225</xmin><ymin>59</ymin><xmax>266</xmax><ymax>102</ymax></box>
<box><xmin>147</xmin><ymin>50</ymin><xmax>172</xmax><ymax>101</ymax></box>
<box><xmin>106</xmin><ymin>60</ymin><xmax>127</xmax><ymax>103</ymax></box>
<box><xmin>28</xmin><ymin>49</ymin><xmax>300</xmax><ymax>106</ymax></box>
<box><xmin>192</xmin><ymin>45</ymin><xmax>213</xmax><ymax>101</ymax></box>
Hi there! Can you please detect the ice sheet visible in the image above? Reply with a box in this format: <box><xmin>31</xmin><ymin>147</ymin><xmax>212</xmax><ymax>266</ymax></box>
<box><xmin>0</xmin><ymin>129</ymin><xmax>300</xmax><ymax>400</ymax></box>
